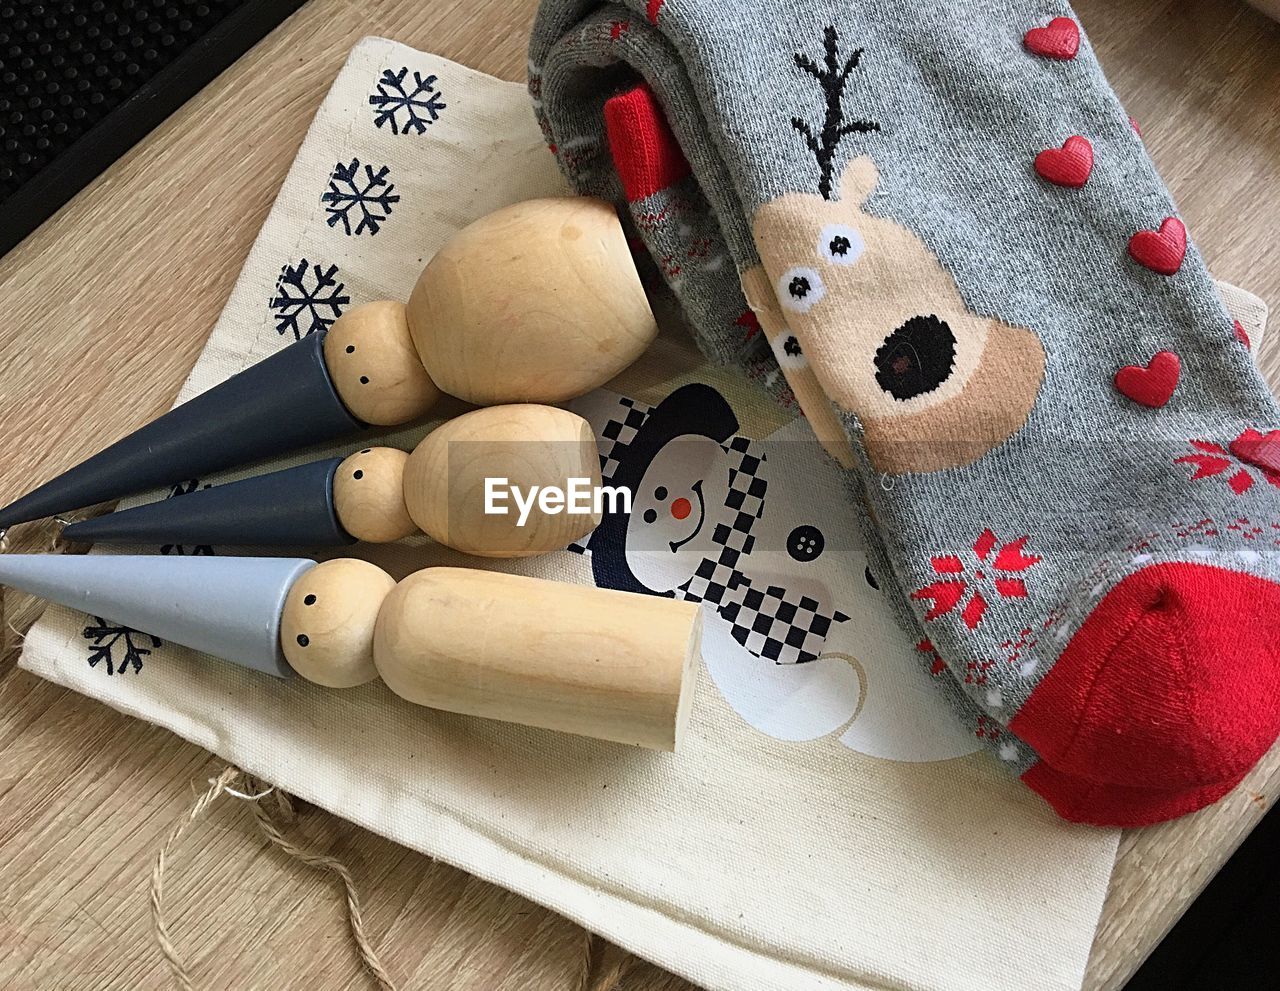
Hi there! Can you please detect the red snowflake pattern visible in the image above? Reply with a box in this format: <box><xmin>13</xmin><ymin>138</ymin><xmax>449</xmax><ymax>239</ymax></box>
<box><xmin>911</xmin><ymin>530</ymin><xmax>1041</xmax><ymax>630</ymax></box>
<box><xmin>1001</xmin><ymin>627</ymin><xmax>1039</xmax><ymax>667</ymax></box>
<box><xmin>975</xmin><ymin>715</ymin><xmax>1001</xmax><ymax>742</ymax></box>
<box><xmin>916</xmin><ymin>639</ymin><xmax>947</xmax><ymax>676</ymax></box>
<box><xmin>1176</xmin><ymin>428</ymin><xmax>1280</xmax><ymax>496</ymax></box>
<box><xmin>1041</xmin><ymin>604</ymin><xmax>1067</xmax><ymax>632</ymax></box>
<box><xmin>1175</xmin><ymin>517</ymin><xmax>1219</xmax><ymax>539</ymax></box>
<box><xmin>1226</xmin><ymin>517</ymin><xmax>1264</xmax><ymax>540</ymax></box>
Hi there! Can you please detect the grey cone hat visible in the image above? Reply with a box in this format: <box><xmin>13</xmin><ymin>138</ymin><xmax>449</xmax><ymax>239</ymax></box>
<box><xmin>0</xmin><ymin>333</ymin><xmax>366</xmax><ymax>530</ymax></box>
<box><xmin>63</xmin><ymin>458</ymin><xmax>356</xmax><ymax>549</ymax></box>
<box><xmin>0</xmin><ymin>555</ymin><xmax>315</xmax><ymax>677</ymax></box>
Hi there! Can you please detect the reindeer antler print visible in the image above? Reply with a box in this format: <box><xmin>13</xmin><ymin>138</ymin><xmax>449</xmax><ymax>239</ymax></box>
<box><xmin>791</xmin><ymin>27</ymin><xmax>880</xmax><ymax>199</ymax></box>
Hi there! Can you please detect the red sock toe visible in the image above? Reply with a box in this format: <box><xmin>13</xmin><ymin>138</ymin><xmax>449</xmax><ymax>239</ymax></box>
<box><xmin>603</xmin><ymin>83</ymin><xmax>690</xmax><ymax>201</ymax></box>
<box><xmin>1022</xmin><ymin>760</ymin><xmax>1245</xmax><ymax>828</ymax></box>
<box><xmin>1011</xmin><ymin>562</ymin><xmax>1280</xmax><ymax>791</ymax></box>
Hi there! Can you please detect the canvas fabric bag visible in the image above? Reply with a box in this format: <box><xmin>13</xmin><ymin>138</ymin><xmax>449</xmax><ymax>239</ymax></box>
<box><xmin>18</xmin><ymin>37</ymin><xmax>1266</xmax><ymax>991</ymax></box>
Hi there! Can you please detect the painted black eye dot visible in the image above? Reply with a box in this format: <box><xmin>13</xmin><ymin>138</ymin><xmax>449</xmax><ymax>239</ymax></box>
<box><xmin>864</xmin><ymin>566</ymin><xmax>880</xmax><ymax>590</ymax></box>
<box><xmin>783</xmin><ymin>336</ymin><xmax>802</xmax><ymax>357</ymax></box>
<box><xmin>353</xmin><ymin>470</ymin><xmax>364</xmax><ymax>480</ymax></box>
<box><xmin>345</xmin><ymin>345</ymin><xmax>355</xmax><ymax>354</ymax></box>
<box><xmin>829</xmin><ymin>235</ymin><xmax>851</xmax><ymax>257</ymax></box>
<box><xmin>643</xmin><ymin>508</ymin><xmax>658</xmax><ymax>524</ymax></box>
<box><xmin>654</xmin><ymin>486</ymin><xmax>668</xmax><ymax>500</ymax></box>
<box><xmin>303</xmin><ymin>594</ymin><xmax>317</xmax><ymax>606</ymax></box>
<box><xmin>874</xmin><ymin>315</ymin><xmax>957</xmax><ymax>401</ymax></box>
<box><xmin>787</xmin><ymin>524</ymin><xmax>824</xmax><ymax>562</ymax></box>
<box><xmin>361</xmin><ymin>449</ymin><xmax>371</xmax><ymax>454</ymax></box>
<box><xmin>296</xmin><ymin>634</ymin><xmax>310</xmax><ymax>647</ymax></box>
<box><xmin>359</xmin><ymin>375</ymin><xmax>369</xmax><ymax>385</ymax></box>
<box><xmin>788</xmin><ymin>275</ymin><xmax>811</xmax><ymax>300</ymax></box>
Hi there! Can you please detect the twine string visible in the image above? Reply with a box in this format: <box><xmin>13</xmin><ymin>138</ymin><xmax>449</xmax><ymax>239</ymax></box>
<box><xmin>150</xmin><ymin>767</ymin><xmax>399</xmax><ymax>991</ymax></box>
<box><xmin>243</xmin><ymin>778</ymin><xmax>399</xmax><ymax>991</ymax></box>
<box><xmin>150</xmin><ymin>768</ymin><xmax>641</xmax><ymax>991</ymax></box>
<box><xmin>593</xmin><ymin>947</ymin><xmax>638</xmax><ymax>991</ymax></box>
<box><xmin>151</xmin><ymin>768</ymin><xmax>242</xmax><ymax>991</ymax></box>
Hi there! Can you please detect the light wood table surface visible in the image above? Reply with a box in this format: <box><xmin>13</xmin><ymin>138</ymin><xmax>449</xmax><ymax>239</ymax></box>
<box><xmin>1</xmin><ymin>1</ymin><xmax>1277</xmax><ymax>988</ymax></box>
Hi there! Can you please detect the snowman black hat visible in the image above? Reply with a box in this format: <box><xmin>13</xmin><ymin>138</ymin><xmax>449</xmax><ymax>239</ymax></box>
<box><xmin>587</xmin><ymin>383</ymin><xmax>739</xmax><ymax>595</ymax></box>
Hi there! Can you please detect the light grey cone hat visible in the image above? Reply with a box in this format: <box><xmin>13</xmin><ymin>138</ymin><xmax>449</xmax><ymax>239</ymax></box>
<box><xmin>0</xmin><ymin>555</ymin><xmax>315</xmax><ymax>678</ymax></box>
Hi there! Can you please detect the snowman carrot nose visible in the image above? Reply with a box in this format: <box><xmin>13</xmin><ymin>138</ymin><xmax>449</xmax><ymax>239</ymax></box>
<box><xmin>671</xmin><ymin>498</ymin><xmax>692</xmax><ymax>520</ymax></box>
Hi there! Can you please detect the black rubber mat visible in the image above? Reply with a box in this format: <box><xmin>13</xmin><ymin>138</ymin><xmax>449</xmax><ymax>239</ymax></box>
<box><xmin>0</xmin><ymin>0</ymin><xmax>309</xmax><ymax>257</ymax></box>
<box><xmin>1124</xmin><ymin>800</ymin><xmax>1278</xmax><ymax>988</ymax></box>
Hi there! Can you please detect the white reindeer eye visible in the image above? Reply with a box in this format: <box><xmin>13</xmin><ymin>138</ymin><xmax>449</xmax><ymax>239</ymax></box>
<box><xmin>778</xmin><ymin>266</ymin><xmax>825</xmax><ymax>313</ymax></box>
<box><xmin>774</xmin><ymin>333</ymin><xmax>806</xmax><ymax>369</ymax></box>
<box><xmin>819</xmin><ymin>224</ymin><xmax>864</xmax><ymax>266</ymax></box>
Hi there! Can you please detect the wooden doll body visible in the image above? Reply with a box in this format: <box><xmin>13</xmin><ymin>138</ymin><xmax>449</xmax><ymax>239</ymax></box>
<box><xmin>281</xmin><ymin>560</ymin><xmax>700</xmax><ymax>750</ymax></box>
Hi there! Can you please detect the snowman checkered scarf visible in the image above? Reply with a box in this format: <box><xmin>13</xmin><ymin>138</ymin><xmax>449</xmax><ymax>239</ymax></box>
<box><xmin>580</xmin><ymin>395</ymin><xmax>848</xmax><ymax>665</ymax></box>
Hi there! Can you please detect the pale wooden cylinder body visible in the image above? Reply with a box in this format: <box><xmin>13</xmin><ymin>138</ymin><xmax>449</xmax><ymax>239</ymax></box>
<box><xmin>323</xmin><ymin>300</ymin><xmax>441</xmax><ymax>425</ymax></box>
<box><xmin>373</xmin><ymin>568</ymin><xmax>702</xmax><ymax>750</ymax></box>
<box><xmin>406</xmin><ymin>197</ymin><xmax>657</xmax><ymax>405</ymax></box>
<box><xmin>402</xmin><ymin>404</ymin><xmax>602</xmax><ymax>558</ymax></box>
<box><xmin>280</xmin><ymin>558</ymin><xmax>396</xmax><ymax>688</ymax></box>
<box><xmin>333</xmin><ymin>447</ymin><xmax>418</xmax><ymax>543</ymax></box>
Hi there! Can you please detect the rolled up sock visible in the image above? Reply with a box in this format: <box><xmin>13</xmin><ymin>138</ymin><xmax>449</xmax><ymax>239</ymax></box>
<box><xmin>532</xmin><ymin>1</ymin><xmax>1280</xmax><ymax>824</ymax></box>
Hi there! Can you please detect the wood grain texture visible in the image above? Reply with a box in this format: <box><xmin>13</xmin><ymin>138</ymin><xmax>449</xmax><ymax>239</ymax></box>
<box><xmin>0</xmin><ymin>0</ymin><xmax>1277</xmax><ymax>988</ymax></box>
<box><xmin>407</xmin><ymin>196</ymin><xmax>658</xmax><ymax>406</ymax></box>
<box><xmin>373</xmin><ymin>568</ymin><xmax>700</xmax><ymax>750</ymax></box>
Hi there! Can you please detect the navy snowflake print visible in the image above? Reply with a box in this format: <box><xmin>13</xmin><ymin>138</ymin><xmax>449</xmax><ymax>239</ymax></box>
<box><xmin>269</xmin><ymin>260</ymin><xmax>350</xmax><ymax>339</ymax></box>
<box><xmin>84</xmin><ymin>617</ymin><xmax>161</xmax><ymax>675</ymax></box>
<box><xmin>369</xmin><ymin>68</ymin><xmax>446</xmax><ymax>135</ymax></box>
<box><xmin>159</xmin><ymin>480</ymin><xmax>215</xmax><ymax>556</ymax></box>
<box><xmin>323</xmin><ymin>159</ymin><xmax>399</xmax><ymax>236</ymax></box>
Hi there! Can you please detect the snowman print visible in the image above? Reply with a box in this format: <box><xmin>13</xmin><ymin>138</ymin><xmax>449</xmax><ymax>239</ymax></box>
<box><xmin>569</xmin><ymin>384</ymin><xmax>978</xmax><ymax>761</ymax></box>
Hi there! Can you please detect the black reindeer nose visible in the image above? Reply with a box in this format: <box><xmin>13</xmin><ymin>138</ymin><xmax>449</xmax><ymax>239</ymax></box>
<box><xmin>874</xmin><ymin>315</ymin><xmax>957</xmax><ymax>400</ymax></box>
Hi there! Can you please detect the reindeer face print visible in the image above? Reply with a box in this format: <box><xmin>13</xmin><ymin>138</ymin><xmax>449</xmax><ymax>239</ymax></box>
<box><xmin>750</xmin><ymin>157</ymin><xmax>1046</xmax><ymax>475</ymax></box>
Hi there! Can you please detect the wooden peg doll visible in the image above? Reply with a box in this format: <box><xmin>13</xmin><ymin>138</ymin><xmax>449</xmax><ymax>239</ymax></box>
<box><xmin>1</xmin><ymin>197</ymin><xmax>655</xmax><ymax>531</ymax></box>
<box><xmin>64</xmin><ymin>404</ymin><xmax>604</xmax><ymax>558</ymax></box>
<box><xmin>0</xmin><ymin>554</ymin><xmax>701</xmax><ymax>750</ymax></box>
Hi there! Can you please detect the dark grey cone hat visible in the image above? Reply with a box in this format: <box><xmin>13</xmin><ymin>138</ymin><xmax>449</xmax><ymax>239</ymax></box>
<box><xmin>0</xmin><ymin>554</ymin><xmax>315</xmax><ymax>677</ymax></box>
<box><xmin>0</xmin><ymin>333</ymin><xmax>366</xmax><ymax>530</ymax></box>
<box><xmin>63</xmin><ymin>457</ymin><xmax>357</xmax><ymax>548</ymax></box>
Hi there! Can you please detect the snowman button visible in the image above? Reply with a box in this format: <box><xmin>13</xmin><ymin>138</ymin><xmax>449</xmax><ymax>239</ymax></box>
<box><xmin>787</xmin><ymin>524</ymin><xmax>825</xmax><ymax>562</ymax></box>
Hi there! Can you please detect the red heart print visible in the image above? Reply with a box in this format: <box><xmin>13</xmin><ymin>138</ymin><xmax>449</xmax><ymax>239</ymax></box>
<box><xmin>1230</xmin><ymin>429</ymin><xmax>1280</xmax><ymax>475</ymax></box>
<box><xmin>1235</xmin><ymin>320</ymin><xmax>1251</xmax><ymax>350</ymax></box>
<box><xmin>1128</xmin><ymin>217</ymin><xmax>1187</xmax><ymax>276</ymax></box>
<box><xmin>1035</xmin><ymin>136</ymin><xmax>1094</xmax><ymax>188</ymax></box>
<box><xmin>1024</xmin><ymin>17</ymin><xmax>1081</xmax><ymax>60</ymax></box>
<box><xmin>1115</xmin><ymin>351</ymin><xmax>1181</xmax><ymax>409</ymax></box>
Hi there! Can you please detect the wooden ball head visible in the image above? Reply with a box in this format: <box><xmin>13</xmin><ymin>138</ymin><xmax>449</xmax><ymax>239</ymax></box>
<box><xmin>323</xmin><ymin>197</ymin><xmax>657</xmax><ymax>427</ymax></box>
<box><xmin>323</xmin><ymin>300</ymin><xmax>441</xmax><ymax>426</ymax></box>
<box><xmin>280</xmin><ymin>558</ymin><xmax>396</xmax><ymax>688</ymax></box>
<box><xmin>281</xmin><ymin>561</ymin><xmax>702</xmax><ymax>750</ymax></box>
<box><xmin>333</xmin><ymin>447</ymin><xmax>418</xmax><ymax>543</ymax></box>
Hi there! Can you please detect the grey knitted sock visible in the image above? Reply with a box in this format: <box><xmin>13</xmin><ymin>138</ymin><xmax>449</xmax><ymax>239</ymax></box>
<box><xmin>531</xmin><ymin>1</ymin><xmax>1280</xmax><ymax>825</ymax></box>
